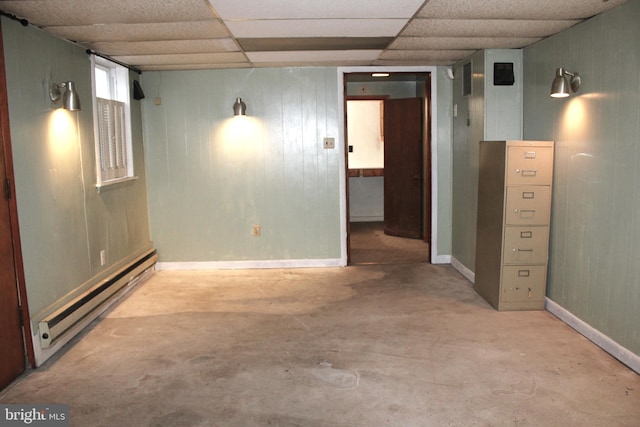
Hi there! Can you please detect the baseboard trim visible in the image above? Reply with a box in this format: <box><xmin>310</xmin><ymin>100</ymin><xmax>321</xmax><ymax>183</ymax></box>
<box><xmin>431</xmin><ymin>254</ymin><xmax>451</xmax><ymax>265</ymax></box>
<box><xmin>450</xmin><ymin>256</ymin><xmax>475</xmax><ymax>283</ymax></box>
<box><xmin>157</xmin><ymin>258</ymin><xmax>345</xmax><ymax>271</ymax></box>
<box><xmin>545</xmin><ymin>297</ymin><xmax>640</xmax><ymax>375</ymax></box>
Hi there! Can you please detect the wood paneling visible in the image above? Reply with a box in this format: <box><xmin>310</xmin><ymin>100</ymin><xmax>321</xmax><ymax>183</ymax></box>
<box><xmin>1</xmin><ymin>17</ymin><xmax>153</xmax><ymax>331</ymax></box>
<box><xmin>347</xmin><ymin>168</ymin><xmax>383</xmax><ymax>177</ymax></box>
<box><xmin>522</xmin><ymin>0</ymin><xmax>640</xmax><ymax>355</ymax></box>
<box><xmin>142</xmin><ymin>67</ymin><xmax>342</xmax><ymax>261</ymax></box>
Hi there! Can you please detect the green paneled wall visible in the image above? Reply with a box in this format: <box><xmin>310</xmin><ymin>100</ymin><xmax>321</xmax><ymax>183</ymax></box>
<box><xmin>2</xmin><ymin>18</ymin><xmax>153</xmax><ymax>319</ymax></box>
<box><xmin>451</xmin><ymin>51</ymin><xmax>484</xmax><ymax>273</ymax></box>
<box><xmin>143</xmin><ymin>68</ymin><xmax>454</xmax><ymax>264</ymax></box>
<box><xmin>141</xmin><ymin>68</ymin><xmax>341</xmax><ymax>262</ymax></box>
<box><xmin>451</xmin><ymin>50</ymin><xmax>523</xmax><ymax>274</ymax></box>
<box><xmin>523</xmin><ymin>1</ymin><xmax>640</xmax><ymax>355</ymax></box>
<box><xmin>433</xmin><ymin>68</ymin><xmax>453</xmax><ymax>258</ymax></box>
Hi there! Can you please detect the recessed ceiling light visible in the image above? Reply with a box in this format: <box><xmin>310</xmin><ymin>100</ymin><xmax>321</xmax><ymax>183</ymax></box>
<box><xmin>372</xmin><ymin>73</ymin><xmax>389</xmax><ymax>77</ymax></box>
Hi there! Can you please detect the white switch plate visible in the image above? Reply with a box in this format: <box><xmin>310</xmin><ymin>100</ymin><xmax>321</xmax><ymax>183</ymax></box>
<box><xmin>323</xmin><ymin>137</ymin><xmax>335</xmax><ymax>149</ymax></box>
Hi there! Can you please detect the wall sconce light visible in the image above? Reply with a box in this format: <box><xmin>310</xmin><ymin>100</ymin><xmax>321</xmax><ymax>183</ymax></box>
<box><xmin>233</xmin><ymin>97</ymin><xmax>247</xmax><ymax>116</ymax></box>
<box><xmin>550</xmin><ymin>68</ymin><xmax>581</xmax><ymax>98</ymax></box>
<box><xmin>50</xmin><ymin>81</ymin><xmax>81</xmax><ymax>111</ymax></box>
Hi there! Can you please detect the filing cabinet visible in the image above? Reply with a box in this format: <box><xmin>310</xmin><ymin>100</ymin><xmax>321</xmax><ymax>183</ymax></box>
<box><xmin>474</xmin><ymin>140</ymin><xmax>554</xmax><ymax>310</ymax></box>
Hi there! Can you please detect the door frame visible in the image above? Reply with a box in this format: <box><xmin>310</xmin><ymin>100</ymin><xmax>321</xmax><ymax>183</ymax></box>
<box><xmin>337</xmin><ymin>66</ymin><xmax>439</xmax><ymax>265</ymax></box>
<box><xmin>0</xmin><ymin>20</ymin><xmax>35</xmax><ymax>369</ymax></box>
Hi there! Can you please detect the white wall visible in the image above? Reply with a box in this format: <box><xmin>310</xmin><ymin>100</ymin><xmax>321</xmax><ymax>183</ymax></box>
<box><xmin>347</xmin><ymin>100</ymin><xmax>384</xmax><ymax>169</ymax></box>
<box><xmin>349</xmin><ymin>176</ymin><xmax>384</xmax><ymax>222</ymax></box>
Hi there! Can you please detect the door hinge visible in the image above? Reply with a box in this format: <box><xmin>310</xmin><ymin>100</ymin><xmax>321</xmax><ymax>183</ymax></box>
<box><xmin>4</xmin><ymin>178</ymin><xmax>11</xmax><ymax>200</ymax></box>
<box><xmin>18</xmin><ymin>305</ymin><xmax>24</xmax><ymax>326</ymax></box>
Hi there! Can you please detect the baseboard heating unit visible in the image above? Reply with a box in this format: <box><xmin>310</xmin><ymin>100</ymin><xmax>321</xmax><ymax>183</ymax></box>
<box><xmin>38</xmin><ymin>249</ymin><xmax>157</xmax><ymax>349</ymax></box>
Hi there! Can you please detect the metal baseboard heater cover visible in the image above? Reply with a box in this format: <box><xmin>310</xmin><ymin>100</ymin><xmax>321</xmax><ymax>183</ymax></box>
<box><xmin>39</xmin><ymin>249</ymin><xmax>157</xmax><ymax>349</ymax></box>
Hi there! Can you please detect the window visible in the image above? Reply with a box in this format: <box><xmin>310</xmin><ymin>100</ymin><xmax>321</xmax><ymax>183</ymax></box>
<box><xmin>91</xmin><ymin>56</ymin><xmax>134</xmax><ymax>187</ymax></box>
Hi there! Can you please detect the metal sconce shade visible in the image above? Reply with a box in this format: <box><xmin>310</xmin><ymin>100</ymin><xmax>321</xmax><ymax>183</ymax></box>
<box><xmin>50</xmin><ymin>81</ymin><xmax>81</xmax><ymax>111</ymax></box>
<box><xmin>550</xmin><ymin>68</ymin><xmax>581</xmax><ymax>98</ymax></box>
<box><xmin>63</xmin><ymin>81</ymin><xmax>81</xmax><ymax>111</ymax></box>
<box><xmin>550</xmin><ymin>68</ymin><xmax>570</xmax><ymax>98</ymax></box>
<box><xmin>233</xmin><ymin>97</ymin><xmax>246</xmax><ymax>116</ymax></box>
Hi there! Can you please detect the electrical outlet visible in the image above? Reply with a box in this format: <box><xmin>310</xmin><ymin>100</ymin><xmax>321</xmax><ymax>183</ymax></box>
<box><xmin>323</xmin><ymin>137</ymin><xmax>335</xmax><ymax>149</ymax></box>
<box><xmin>99</xmin><ymin>250</ymin><xmax>106</xmax><ymax>266</ymax></box>
<box><xmin>252</xmin><ymin>225</ymin><xmax>261</xmax><ymax>237</ymax></box>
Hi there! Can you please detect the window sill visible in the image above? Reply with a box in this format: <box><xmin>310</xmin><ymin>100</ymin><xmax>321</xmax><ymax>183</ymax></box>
<box><xmin>95</xmin><ymin>176</ymin><xmax>139</xmax><ymax>193</ymax></box>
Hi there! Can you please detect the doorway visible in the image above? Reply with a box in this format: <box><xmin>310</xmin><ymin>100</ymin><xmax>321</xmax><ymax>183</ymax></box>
<box><xmin>344</xmin><ymin>72</ymin><xmax>432</xmax><ymax>265</ymax></box>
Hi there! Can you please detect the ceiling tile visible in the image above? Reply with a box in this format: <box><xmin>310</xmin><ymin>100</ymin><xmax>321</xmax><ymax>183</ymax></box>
<box><xmin>417</xmin><ymin>0</ymin><xmax>629</xmax><ymax>20</ymax></box>
<box><xmin>208</xmin><ymin>0</ymin><xmax>425</xmax><ymax>19</ymax></box>
<box><xmin>0</xmin><ymin>0</ymin><xmax>630</xmax><ymax>70</ymax></box>
<box><xmin>374</xmin><ymin>59</ymin><xmax>458</xmax><ymax>66</ymax></box>
<box><xmin>247</xmin><ymin>50</ymin><xmax>382</xmax><ymax>63</ymax></box>
<box><xmin>379</xmin><ymin>49</ymin><xmax>477</xmax><ymax>61</ymax></box>
<box><xmin>252</xmin><ymin>60</ymin><xmax>375</xmax><ymax>68</ymax></box>
<box><xmin>226</xmin><ymin>19</ymin><xmax>408</xmax><ymax>38</ymax></box>
<box><xmin>389</xmin><ymin>36</ymin><xmax>542</xmax><ymax>50</ymax></box>
<box><xmin>238</xmin><ymin>37</ymin><xmax>393</xmax><ymax>52</ymax></box>
<box><xmin>138</xmin><ymin>63</ymin><xmax>251</xmax><ymax>71</ymax></box>
<box><xmin>0</xmin><ymin>0</ymin><xmax>218</xmax><ymax>26</ymax></box>
<box><xmin>88</xmin><ymin>39</ymin><xmax>240</xmax><ymax>56</ymax></box>
<box><xmin>401</xmin><ymin>19</ymin><xmax>581</xmax><ymax>38</ymax></box>
<box><xmin>113</xmin><ymin>52</ymin><xmax>248</xmax><ymax>66</ymax></box>
<box><xmin>45</xmin><ymin>21</ymin><xmax>230</xmax><ymax>43</ymax></box>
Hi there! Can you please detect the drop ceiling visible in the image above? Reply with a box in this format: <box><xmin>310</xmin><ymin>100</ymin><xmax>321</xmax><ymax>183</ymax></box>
<box><xmin>0</xmin><ymin>0</ymin><xmax>629</xmax><ymax>71</ymax></box>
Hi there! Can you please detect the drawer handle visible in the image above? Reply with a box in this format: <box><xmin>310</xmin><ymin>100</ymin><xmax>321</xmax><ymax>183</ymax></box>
<box><xmin>524</xmin><ymin>151</ymin><xmax>537</xmax><ymax>159</ymax></box>
<box><xmin>515</xmin><ymin>169</ymin><xmax>538</xmax><ymax>177</ymax></box>
<box><xmin>512</xmin><ymin>248</ymin><xmax>534</xmax><ymax>252</ymax></box>
<box><xmin>518</xmin><ymin>270</ymin><xmax>530</xmax><ymax>277</ymax></box>
<box><xmin>514</xmin><ymin>209</ymin><xmax>536</xmax><ymax>216</ymax></box>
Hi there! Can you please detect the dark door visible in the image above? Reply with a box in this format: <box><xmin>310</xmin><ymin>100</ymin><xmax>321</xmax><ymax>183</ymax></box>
<box><xmin>383</xmin><ymin>97</ymin><xmax>423</xmax><ymax>239</ymax></box>
<box><xmin>0</xmin><ymin>20</ymin><xmax>27</xmax><ymax>389</ymax></box>
<box><xmin>423</xmin><ymin>75</ymin><xmax>432</xmax><ymax>247</ymax></box>
<box><xmin>0</xmin><ymin>132</ymin><xmax>25</xmax><ymax>390</ymax></box>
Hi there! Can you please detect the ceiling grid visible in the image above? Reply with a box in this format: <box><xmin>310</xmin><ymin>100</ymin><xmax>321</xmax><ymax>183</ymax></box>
<box><xmin>0</xmin><ymin>0</ymin><xmax>628</xmax><ymax>70</ymax></box>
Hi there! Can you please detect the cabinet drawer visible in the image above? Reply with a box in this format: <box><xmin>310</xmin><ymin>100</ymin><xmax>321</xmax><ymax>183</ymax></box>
<box><xmin>501</xmin><ymin>266</ymin><xmax>547</xmax><ymax>303</ymax></box>
<box><xmin>505</xmin><ymin>186</ymin><xmax>551</xmax><ymax>225</ymax></box>
<box><xmin>507</xmin><ymin>146</ymin><xmax>553</xmax><ymax>185</ymax></box>
<box><xmin>503</xmin><ymin>226</ymin><xmax>549</xmax><ymax>264</ymax></box>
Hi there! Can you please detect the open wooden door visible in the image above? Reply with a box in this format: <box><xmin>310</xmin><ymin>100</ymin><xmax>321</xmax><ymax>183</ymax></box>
<box><xmin>0</xmin><ymin>143</ymin><xmax>25</xmax><ymax>390</ymax></box>
<box><xmin>423</xmin><ymin>74</ymin><xmax>432</xmax><ymax>248</ymax></box>
<box><xmin>0</xmin><ymin>20</ymin><xmax>31</xmax><ymax>389</ymax></box>
<box><xmin>383</xmin><ymin>97</ymin><xmax>423</xmax><ymax>239</ymax></box>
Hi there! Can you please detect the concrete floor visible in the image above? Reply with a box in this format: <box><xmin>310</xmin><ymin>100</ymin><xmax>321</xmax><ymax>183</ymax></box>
<box><xmin>2</xmin><ymin>263</ymin><xmax>639</xmax><ymax>426</ymax></box>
